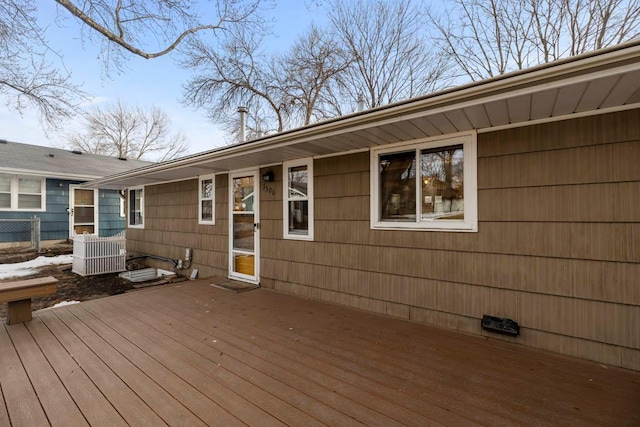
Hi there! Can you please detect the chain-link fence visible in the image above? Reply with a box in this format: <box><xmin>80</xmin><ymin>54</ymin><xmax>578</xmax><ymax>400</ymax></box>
<box><xmin>0</xmin><ymin>217</ymin><xmax>41</xmax><ymax>251</ymax></box>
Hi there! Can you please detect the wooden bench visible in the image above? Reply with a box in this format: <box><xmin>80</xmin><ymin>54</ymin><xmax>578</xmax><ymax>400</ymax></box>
<box><xmin>0</xmin><ymin>277</ymin><xmax>58</xmax><ymax>325</ymax></box>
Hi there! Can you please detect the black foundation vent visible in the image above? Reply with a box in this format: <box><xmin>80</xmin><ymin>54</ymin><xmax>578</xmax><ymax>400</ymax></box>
<box><xmin>481</xmin><ymin>315</ymin><xmax>520</xmax><ymax>336</ymax></box>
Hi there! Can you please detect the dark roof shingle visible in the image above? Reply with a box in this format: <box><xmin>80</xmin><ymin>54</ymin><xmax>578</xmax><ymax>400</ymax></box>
<box><xmin>0</xmin><ymin>140</ymin><xmax>152</xmax><ymax>179</ymax></box>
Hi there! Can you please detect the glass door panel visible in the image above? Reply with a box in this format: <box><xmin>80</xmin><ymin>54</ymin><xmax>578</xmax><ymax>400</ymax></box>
<box><xmin>71</xmin><ymin>187</ymin><xmax>97</xmax><ymax>236</ymax></box>
<box><xmin>229</xmin><ymin>171</ymin><xmax>259</xmax><ymax>282</ymax></box>
<box><xmin>233</xmin><ymin>214</ymin><xmax>255</xmax><ymax>251</ymax></box>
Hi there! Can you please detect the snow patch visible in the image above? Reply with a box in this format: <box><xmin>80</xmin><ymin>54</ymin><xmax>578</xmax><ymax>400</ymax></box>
<box><xmin>51</xmin><ymin>300</ymin><xmax>80</xmax><ymax>308</ymax></box>
<box><xmin>0</xmin><ymin>254</ymin><xmax>73</xmax><ymax>280</ymax></box>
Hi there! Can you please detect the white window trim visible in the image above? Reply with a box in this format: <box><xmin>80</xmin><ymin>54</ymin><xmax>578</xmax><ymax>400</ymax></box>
<box><xmin>0</xmin><ymin>174</ymin><xmax>46</xmax><ymax>212</ymax></box>
<box><xmin>283</xmin><ymin>158</ymin><xmax>314</xmax><ymax>240</ymax></box>
<box><xmin>127</xmin><ymin>186</ymin><xmax>145</xmax><ymax>229</ymax></box>
<box><xmin>198</xmin><ymin>173</ymin><xmax>216</xmax><ymax>225</ymax></box>
<box><xmin>370</xmin><ymin>131</ymin><xmax>478</xmax><ymax>232</ymax></box>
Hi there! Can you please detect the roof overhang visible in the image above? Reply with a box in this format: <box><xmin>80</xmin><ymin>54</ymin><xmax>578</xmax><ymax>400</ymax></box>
<box><xmin>85</xmin><ymin>40</ymin><xmax>640</xmax><ymax>190</ymax></box>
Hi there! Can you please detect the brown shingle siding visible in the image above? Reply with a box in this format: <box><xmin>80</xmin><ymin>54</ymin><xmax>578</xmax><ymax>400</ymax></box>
<box><xmin>262</xmin><ymin>110</ymin><xmax>640</xmax><ymax>370</ymax></box>
<box><xmin>127</xmin><ymin>109</ymin><xmax>640</xmax><ymax>370</ymax></box>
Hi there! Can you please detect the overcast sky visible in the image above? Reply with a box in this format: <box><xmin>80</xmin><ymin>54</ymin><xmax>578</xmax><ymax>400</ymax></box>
<box><xmin>0</xmin><ymin>1</ymin><xmax>321</xmax><ymax>156</ymax></box>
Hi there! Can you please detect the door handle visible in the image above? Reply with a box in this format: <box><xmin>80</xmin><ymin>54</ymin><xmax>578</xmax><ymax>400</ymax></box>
<box><xmin>254</xmin><ymin>223</ymin><xmax>259</xmax><ymax>231</ymax></box>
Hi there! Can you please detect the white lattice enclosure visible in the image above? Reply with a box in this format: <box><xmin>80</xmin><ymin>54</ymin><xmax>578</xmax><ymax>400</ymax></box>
<box><xmin>72</xmin><ymin>232</ymin><xmax>126</xmax><ymax>276</ymax></box>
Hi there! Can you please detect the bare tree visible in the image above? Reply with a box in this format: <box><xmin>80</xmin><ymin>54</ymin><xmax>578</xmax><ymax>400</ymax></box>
<box><xmin>429</xmin><ymin>0</ymin><xmax>640</xmax><ymax>81</ymax></box>
<box><xmin>182</xmin><ymin>0</ymin><xmax>449</xmax><ymax>141</ymax></box>
<box><xmin>327</xmin><ymin>0</ymin><xmax>452</xmax><ymax>110</ymax></box>
<box><xmin>181</xmin><ymin>27</ymin><xmax>287</xmax><ymax>139</ymax></box>
<box><xmin>280</xmin><ymin>25</ymin><xmax>352</xmax><ymax>125</ymax></box>
<box><xmin>1</xmin><ymin>1</ymin><xmax>269</xmax><ymax>129</ymax></box>
<box><xmin>64</xmin><ymin>100</ymin><xmax>189</xmax><ymax>161</ymax></box>
<box><xmin>182</xmin><ymin>23</ymin><xmax>350</xmax><ymax>141</ymax></box>
<box><xmin>54</xmin><ymin>0</ymin><xmax>269</xmax><ymax>72</ymax></box>
<box><xmin>565</xmin><ymin>0</ymin><xmax>640</xmax><ymax>53</ymax></box>
<box><xmin>0</xmin><ymin>0</ymin><xmax>86</xmax><ymax>127</ymax></box>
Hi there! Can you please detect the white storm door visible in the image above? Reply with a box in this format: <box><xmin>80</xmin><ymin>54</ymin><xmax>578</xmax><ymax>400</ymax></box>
<box><xmin>69</xmin><ymin>186</ymin><xmax>98</xmax><ymax>237</ymax></box>
<box><xmin>228</xmin><ymin>170</ymin><xmax>259</xmax><ymax>283</ymax></box>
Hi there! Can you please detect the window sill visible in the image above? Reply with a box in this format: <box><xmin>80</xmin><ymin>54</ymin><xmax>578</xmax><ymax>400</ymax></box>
<box><xmin>284</xmin><ymin>232</ymin><xmax>314</xmax><ymax>241</ymax></box>
<box><xmin>371</xmin><ymin>221</ymin><xmax>477</xmax><ymax>232</ymax></box>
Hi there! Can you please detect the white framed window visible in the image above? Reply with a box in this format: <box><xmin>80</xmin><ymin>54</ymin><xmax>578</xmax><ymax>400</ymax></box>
<box><xmin>128</xmin><ymin>186</ymin><xmax>144</xmax><ymax>228</ymax></box>
<box><xmin>0</xmin><ymin>175</ymin><xmax>10</xmax><ymax>209</ymax></box>
<box><xmin>371</xmin><ymin>132</ymin><xmax>477</xmax><ymax>232</ymax></box>
<box><xmin>283</xmin><ymin>158</ymin><xmax>314</xmax><ymax>240</ymax></box>
<box><xmin>0</xmin><ymin>173</ymin><xmax>45</xmax><ymax>211</ymax></box>
<box><xmin>198</xmin><ymin>174</ymin><xmax>215</xmax><ymax>225</ymax></box>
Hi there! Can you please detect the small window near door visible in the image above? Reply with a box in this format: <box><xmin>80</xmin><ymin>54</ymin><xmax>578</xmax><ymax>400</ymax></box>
<box><xmin>128</xmin><ymin>187</ymin><xmax>144</xmax><ymax>228</ymax></box>
<box><xmin>283</xmin><ymin>158</ymin><xmax>313</xmax><ymax>240</ymax></box>
<box><xmin>199</xmin><ymin>174</ymin><xmax>215</xmax><ymax>224</ymax></box>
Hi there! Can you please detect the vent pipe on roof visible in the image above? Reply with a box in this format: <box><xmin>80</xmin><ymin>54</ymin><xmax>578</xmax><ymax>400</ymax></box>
<box><xmin>356</xmin><ymin>93</ymin><xmax>366</xmax><ymax>112</ymax></box>
<box><xmin>238</xmin><ymin>106</ymin><xmax>248</xmax><ymax>142</ymax></box>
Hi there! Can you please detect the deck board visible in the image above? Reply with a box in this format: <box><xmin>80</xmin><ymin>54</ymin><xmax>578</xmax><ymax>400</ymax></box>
<box><xmin>70</xmin><ymin>301</ymin><xmax>273</xmax><ymax>426</ymax></box>
<box><xmin>180</xmin><ymin>283</ymin><xmax>637</xmax><ymax>425</ymax></box>
<box><xmin>24</xmin><ymin>317</ymin><xmax>127</xmax><ymax>427</ymax></box>
<box><xmin>52</xmin><ymin>307</ymin><xmax>206</xmax><ymax>427</ymax></box>
<box><xmin>1</xmin><ymin>279</ymin><xmax>638</xmax><ymax>426</ymax></box>
<box><xmin>5</xmin><ymin>323</ymin><xmax>88</xmax><ymax>427</ymax></box>
<box><xmin>84</xmin><ymin>296</ymin><xmax>330</xmax><ymax>427</ymax></box>
<box><xmin>174</xmin><ymin>286</ymin><xmax>585</xmax><ymax>425</ymax></box>
<box><xmin>77</xmin><ymin>298</ymin><xmax>288</xmax><ymax>426</ymax></box>
<box><xmin>127</xmin><ymin>284</ymin><xmax>452</xmax><ymax>426</ymax></box>
<box><xmin>107</xmin><ymin>288</ymin><xmax>410</xmax><ymax>427</ymax></box>
<box><xmin>0</xmin><ymin>379</ymin><xmax>10</xmax><ymax>427</ymax></box>
<box><xmin>0</xmin><ymin>323</ymin><xmax>50</xmax><ymax>427</ymax></box>
<box><xmin>171</xmin><ymin>284</ymin><xmax>537</xmax><ymax>425</ymax></box>
<box><xmin>37</xmin><ymin>310</ymin><xmax>166</xmax><ymax>426</ymax></box>
<box><xmin>64</xmin><ymin>303</ymin><xmax>235</xmax><ymax>427</ymax></box>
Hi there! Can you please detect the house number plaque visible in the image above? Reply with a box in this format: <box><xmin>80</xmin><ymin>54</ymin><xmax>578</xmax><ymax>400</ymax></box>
<box><xmin>262</xmin><ymin>183</ymin><xmax>275</xmax><ymax>195</ymax></box>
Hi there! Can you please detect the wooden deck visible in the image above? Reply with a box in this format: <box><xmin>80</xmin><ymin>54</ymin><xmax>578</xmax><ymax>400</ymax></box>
<box><xmin>0</xmin><ymin>280</ymin><xmax>638</xmax><ymax>426</ymax></box>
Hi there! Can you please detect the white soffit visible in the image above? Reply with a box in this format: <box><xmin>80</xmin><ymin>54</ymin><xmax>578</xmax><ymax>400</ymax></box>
<box><xmin>86</xmin><ymin>41</ymin><xmax>640</xmax><ymax>190</ymax></box>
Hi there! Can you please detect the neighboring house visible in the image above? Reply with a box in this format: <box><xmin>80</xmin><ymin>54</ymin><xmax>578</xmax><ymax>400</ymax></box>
<box><xmin>87</xmin><ymin>41</ymin><xmax>640</xmax><ymax>371</ymax></box>
<box><xmin>0</xmin><ymin>141</ymin><xmax>151</xmax><ymax>247</ymax></box>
